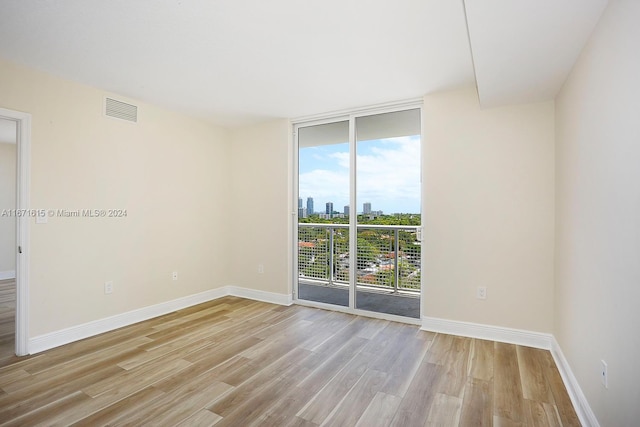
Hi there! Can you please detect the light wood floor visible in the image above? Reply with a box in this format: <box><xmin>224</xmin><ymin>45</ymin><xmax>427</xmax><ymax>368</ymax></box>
<box><xmin>0</xmin><ymin>295</ymin><xmax>580</xmax><ymax>426</ymax></box>
<box><xmin>0</xmin><ymin>280</ymin><xmax>15</xmax><ymax>365</ymax></box>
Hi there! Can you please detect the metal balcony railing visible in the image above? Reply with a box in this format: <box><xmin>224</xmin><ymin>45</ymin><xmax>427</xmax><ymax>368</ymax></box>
<box><xmin>298</xmin><ymin>223</ymin><xmax>421</xmax><ymax>293</ymax></box>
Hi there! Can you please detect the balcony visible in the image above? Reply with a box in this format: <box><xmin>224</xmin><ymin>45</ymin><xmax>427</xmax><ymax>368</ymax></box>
<box><xmin>297</xmin><ymin>223</ymin><xmax>421</xmax><ymax>318</ymax></box>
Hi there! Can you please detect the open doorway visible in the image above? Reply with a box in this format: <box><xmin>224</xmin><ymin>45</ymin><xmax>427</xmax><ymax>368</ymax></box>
<box><xmin>0</xmin><ymin>118</ymin><xmax>17</xmax><ymax>362</ymax></box>
<box><xmin>0</xmin><ymin>107</ymin><xmax>30</xmax><ymax>358</ymax></box>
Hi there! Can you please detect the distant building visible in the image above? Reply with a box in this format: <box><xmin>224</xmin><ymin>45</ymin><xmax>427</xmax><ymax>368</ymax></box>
<box><xmin>298</xmin><ymin>207</ymin><xmax>307</xmax><ymax>218</ymax></box>
<box><xmin>326</xmin><ymin>202</ymin><xmax>333</xmax><ymax>215</ymax></box>
<box><xmin>365</xmin><ymin>210</ymin><xmax>384</xmax><ymax>219</ymax></box>
<box><xmin>298</xmin><ymin>197</ymin><xmax>302</xmax><ymax>209</ymax></box>
<box><xmin>306</xmin><ymin>197</ymin><xmax>314</xmax><ymax>215</ymax></box>
<box><xmin>319</xmin><ymin>213</ymin><xmax>344</xmax><ymax>219</ymax></box>
<box><xmin>344</xmin><ymin>205</ymin><xmax>350</xmax><ymax>216</ymax></box>
<box><xmin>363</xmin><ymin>202</ymin><xmax>372</xmax><ymax>214</ymax></box>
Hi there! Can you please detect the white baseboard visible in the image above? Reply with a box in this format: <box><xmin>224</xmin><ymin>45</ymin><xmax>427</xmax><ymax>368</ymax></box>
<box><xmin>227</xmin><ymin>286</ymin><xmax>293</xmax><ymax>306</ymax></box>
<box><xmin>0</xmin><ymin>270</ymin><xmax>16</xmax><ymax>280</ymax></box>
<box><xmin>421</xmin><ymin>316</ymin><xmax>553</xmax><ymax>349</ymax></box>
<box><xmin>551</xmin><ymin>338</ymin><xmax>600</xmax><ymax>427</ymax></box>
<box><xmin>29</xmin><ymin>287</ymin><xmax>228</xmax><ymax>354</ymax></box>
<box><xmin>28</xmin><ymin>286</ymin><xmax>292</xmax><ymax>354</ymax></box>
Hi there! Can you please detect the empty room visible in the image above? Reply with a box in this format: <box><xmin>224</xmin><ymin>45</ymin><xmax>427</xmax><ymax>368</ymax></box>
<box><xmin>0</xmin><ymin>0</ymin><xmax>638</xmax><ymax>426</ymax></box>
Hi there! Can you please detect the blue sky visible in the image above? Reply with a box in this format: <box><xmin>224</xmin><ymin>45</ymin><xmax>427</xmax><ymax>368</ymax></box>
<box><xmin>298</xmin><ymin>135</ymin><xmax>421</xmax><ymax>214</ymax></box>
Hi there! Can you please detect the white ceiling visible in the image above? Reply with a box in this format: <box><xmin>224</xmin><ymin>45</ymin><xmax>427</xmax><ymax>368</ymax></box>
<box><xmin>465</xmin><ymin>0</ymin><xmax>608</xmax><ymax>107</ymax></box>
<box><xmin>0</xmin><ymin>0</ymin><xmax>607</xmax><ymax>127</ymax></box>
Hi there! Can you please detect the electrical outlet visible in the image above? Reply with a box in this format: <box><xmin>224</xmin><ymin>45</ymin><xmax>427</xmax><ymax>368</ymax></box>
<box><xmin>104</xmin><ymin>281</ymin><xmax>113</xmax><ymax>294</ymax></box>
<box><xmin>601</xmin><ymin>360</ymin><xmax>608</xmax><ymax>388</ymax></box>
<box><xmin>476</xmin><ymin>286</ymin><xmax>487</xmax><ymax>300</ymax></box>
<box><xmin>172</xmin><ymin>271</ymin><xmax>178</xmax><ymax>281</ymax></box>
<box><xmin>258</xmin><ymin>264</ymin><xmax>264</xmax><ymax>274</ymax></box>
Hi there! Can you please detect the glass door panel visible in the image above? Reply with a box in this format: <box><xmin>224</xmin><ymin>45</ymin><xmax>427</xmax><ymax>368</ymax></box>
<box><xmin>354</xmin><ymin>109</ymin><xmax>422</xmax><ymax>318</ymax></box>
<box><xmin>297</xmin><ymin>121</ymin><xmax>350</xmax><ymax>307</ymax></box>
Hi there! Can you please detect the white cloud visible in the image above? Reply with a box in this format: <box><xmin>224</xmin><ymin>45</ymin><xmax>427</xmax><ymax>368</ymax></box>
<box><xmin>299</xmin><ymin>136</ymin><xmax>421</xmax><ymax>213</ymax></box>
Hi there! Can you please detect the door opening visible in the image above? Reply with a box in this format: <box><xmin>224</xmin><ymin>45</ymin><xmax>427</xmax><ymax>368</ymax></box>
<box><xmin>0</xmin><ymin>118</ymin><xmax>17</xmax><ymax>361</ymax></box>
<box><xmin>0</xmin><ymin>107</ymin><xmax>31</xmax><ymax>357</ymax></box>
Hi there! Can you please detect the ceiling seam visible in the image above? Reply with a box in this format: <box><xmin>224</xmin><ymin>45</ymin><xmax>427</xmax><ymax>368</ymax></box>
<box><xmin>462</xmin><ymin>0</ymin><xmax>481</xmax><ymax>107</ymax></box>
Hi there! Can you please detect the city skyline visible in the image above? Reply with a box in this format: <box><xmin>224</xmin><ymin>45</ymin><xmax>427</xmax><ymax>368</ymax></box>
<box><xmin>300</xmin><ymin>198</ymin><xmax>380</xmax><ymax>216</ymax></box>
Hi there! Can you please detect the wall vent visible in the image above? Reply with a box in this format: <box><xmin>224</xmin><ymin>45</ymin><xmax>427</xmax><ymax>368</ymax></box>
<box><xmin>105</xmin><ymin>97</ymin><xmax>138</xmax><ymax>123</ymax></box>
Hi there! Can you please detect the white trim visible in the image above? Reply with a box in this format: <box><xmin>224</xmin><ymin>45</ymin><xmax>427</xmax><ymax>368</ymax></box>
<box><xmin>292</xmin><ymin>98</ymin><xmax>423</xmax><ymax>125</ymax></box>
<box><xmin>293</xmin><ymin>115</ymin><xmax>350</xmax><ymax>131</ymax></box>
<box><xmin>286</xmin><ymin>124</ymin><xmax>294</xmax><ymax>300</ymax></box>
<box><xmin>227</xmin><ymin>286</ymin><xmax>293</xmax><ymax>306</ymax></box>
<box><xmin>16</xmin><ymin>112</ymin><xmax>31</xmax><ymax>357</ymax></box>
<box><xmin>27</xmin><ymin>285</ymin><xmax>292</xmax><ymax>354</ymax></box>
<box><xmin>419</xmin><ymin>103</ymin><xmax>426</xmax><ymax>325</ymax></box>
<box><xmin>0</xmin><ymin>270</ymin><xmax>16</xmax><ymax>280</ymax></box>
<box><xmin>0</xmin><ymin>107</ymin><xmax>31</xmax><ymax>357</ymax></box>
<box><xmin>291</xmin><ymin>123</ymin><xmax>299</xmax><ymax>302</ymax></box>
<box><xmin>348</xmin><ymin>114</ymin><xmax>356</xmax><ymax>310</ymax></box>
<box><xmin>421</xmin><ymin>316</ymin><xmax>553</xmax><ymax>349</ymax></box>
<box><xmin>551</xmin><ymin>337</ymin><xmax>600</xmax><ymax>427</ymax></box>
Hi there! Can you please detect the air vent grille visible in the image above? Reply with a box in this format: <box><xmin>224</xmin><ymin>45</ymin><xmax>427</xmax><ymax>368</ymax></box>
<box><xmin>105</xmin><ymin>97</ymin><xmax>138</xmax><ymax>123</ymax></box>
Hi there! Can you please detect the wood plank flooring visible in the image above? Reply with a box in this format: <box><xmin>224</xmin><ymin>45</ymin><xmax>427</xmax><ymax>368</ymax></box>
<box><xmin>0</xmin><ymin>280</ymin><xmax>15</xmax><ymax>365</ymax></box>
<box><xmin>0</xmin><ymin>295</ymin><xmax>580</xmax><ymax>426</ymax></box>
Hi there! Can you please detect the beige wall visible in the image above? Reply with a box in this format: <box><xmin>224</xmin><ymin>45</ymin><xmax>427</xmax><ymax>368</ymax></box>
<box><xmin>423</xmin><ymin>88</ymin><xmax>555</xmax><ymax>333</ymax></box>
<box><xmin>0</xmin><ymin>59</ymin><xmax>232</xmax><ymax>337</ymax></box>
<box><xmin>0</xmin><ymin>141</ymin><xmax>16</xmax><ymax>274</ymax></box>
<box><xmin>555</xmin><ymin>1</ymin><xmax>640</xmax><ymax>425</ymax></box>
<box><xmin>236</xmin><ymin>91</ymin><xmax>557</xmax><ymax>334</ymax></box>
<box><xmin>228</xmin><ymin>119</ymin><xmax>291</xmax><ymax>296</ymax></box>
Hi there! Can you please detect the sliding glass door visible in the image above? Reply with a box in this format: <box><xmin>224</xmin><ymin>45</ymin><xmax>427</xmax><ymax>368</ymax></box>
<box><xmin>295</xmin><ymin>106</ymin><xmax>422</xmax><ymax>319</ymax></box>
